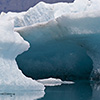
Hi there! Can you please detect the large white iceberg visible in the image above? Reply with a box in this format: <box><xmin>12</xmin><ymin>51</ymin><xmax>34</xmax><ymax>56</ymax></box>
<box><xmin>1</xmin><ymin>0</ymin><xmax>100</xmax><ymax>81</ymax></box>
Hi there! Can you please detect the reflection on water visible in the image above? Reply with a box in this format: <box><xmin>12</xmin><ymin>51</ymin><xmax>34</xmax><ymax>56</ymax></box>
<box><xmin>1</xmin><ymin>81</ymin><xmax>100</xmax><ymax>100</ymax></box>
<box><xmin>0</xmin><ymin>90</ymin><xmax>45</xmax><ymax>100</ymax></box>
<box><xmin>91</xmin><ymin>81</ymin><xmax>100</xmax><ymax>100</ymax></box>
<box><xmin>39</xmin><ymin>81</ymin><xmax>92</xmax><ymax>100</ymax></box>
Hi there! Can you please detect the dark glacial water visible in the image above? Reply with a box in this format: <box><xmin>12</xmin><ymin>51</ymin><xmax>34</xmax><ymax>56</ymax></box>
<box><xmin>0</xmin><ymin>81</ymin><xmax>100</xmax><ymax>100</ymax></box>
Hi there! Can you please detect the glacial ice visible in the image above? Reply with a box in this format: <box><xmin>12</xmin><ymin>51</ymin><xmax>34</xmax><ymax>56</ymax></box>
<box><xmin>0</xmin><ymin>17</ymin><xmax>45</xmax><ymax>92</ymax></box>
<box><xmin>0</xmin><ymin>0</ymin><xmax>100</xmax><ymax>81</ymax></box>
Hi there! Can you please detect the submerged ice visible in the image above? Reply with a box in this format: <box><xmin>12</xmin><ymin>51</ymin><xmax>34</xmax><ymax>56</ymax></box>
<box><xmin>0</xmin><ymin>0</ymin><xmax>100</xmax><ymax>83</ymax></box>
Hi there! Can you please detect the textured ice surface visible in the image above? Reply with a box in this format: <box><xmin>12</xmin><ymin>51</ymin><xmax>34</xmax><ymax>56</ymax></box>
<box><xmin>1</xmin><ymin>0</ymin><xmax>100</xmax><ymax>27</ymax></box>
<box><xmin>0</xmin><ymin>17</ymin><xmax>45</xmax><ymax>92</ymax></box>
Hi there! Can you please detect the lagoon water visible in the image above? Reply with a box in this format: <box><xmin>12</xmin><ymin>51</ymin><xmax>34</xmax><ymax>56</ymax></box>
<box><xmin>1</xmin><ymin>81</ymin><xmax>100</xmax><ymax>100</ymax></box>
<box><xmin>40</xmin><ymin>81</ymin><xmax>100</xmax><ymax>100</ymax></box>
<box><xmin>40</xmin><ymin>81</ymin><xmax>92</xmax><ymax>100</ymax></box>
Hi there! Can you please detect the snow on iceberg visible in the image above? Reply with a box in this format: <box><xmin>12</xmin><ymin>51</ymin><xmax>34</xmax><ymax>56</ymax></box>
<box><xmin>1</xmin><ymin>0</ymin><xmax>100</xmax><ymax>27</ymax></box>
<box><xmin>0</xmin><ymin>17</ymin><xmax>45</xmax><ymax>92</ymax></box>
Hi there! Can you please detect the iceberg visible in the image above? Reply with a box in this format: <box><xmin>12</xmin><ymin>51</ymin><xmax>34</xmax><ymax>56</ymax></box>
<box><xmin>1</xmin><ymin>0</ymin><xmax>100</xmax><ymax>81</ymax></box>
<box><xmin>0</xmin><ymin>17</ymin><xmax>45</xmax><ymax>92</ymax></box>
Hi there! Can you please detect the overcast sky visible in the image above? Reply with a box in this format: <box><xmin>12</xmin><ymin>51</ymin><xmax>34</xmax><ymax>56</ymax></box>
<box><xmin>0</xmin><ymin>0</ymin><xmax>74</xmax><ymax>13</ymax></box>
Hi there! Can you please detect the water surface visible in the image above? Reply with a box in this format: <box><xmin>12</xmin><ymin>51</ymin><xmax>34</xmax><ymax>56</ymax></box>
<box><xmin>40</xmin><ymin>81</ymin><xmax>92</xmax><ymax>100</ymax></box>
<box><xmin>1</xmin><ymin>81</ymin><xmax>100</xmax><ymax>100</ymax></box>
<box><xmin>39</xmin><ymin>81</ymin><xmax>100</xmax><ymax>100</ymax></box>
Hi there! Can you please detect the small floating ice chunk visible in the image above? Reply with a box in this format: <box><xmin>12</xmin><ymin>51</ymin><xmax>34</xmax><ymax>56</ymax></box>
<box><xmin>38</xmin><ymin>78</ymin><xmax>74</xmax><ymax>86</ymax></box>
